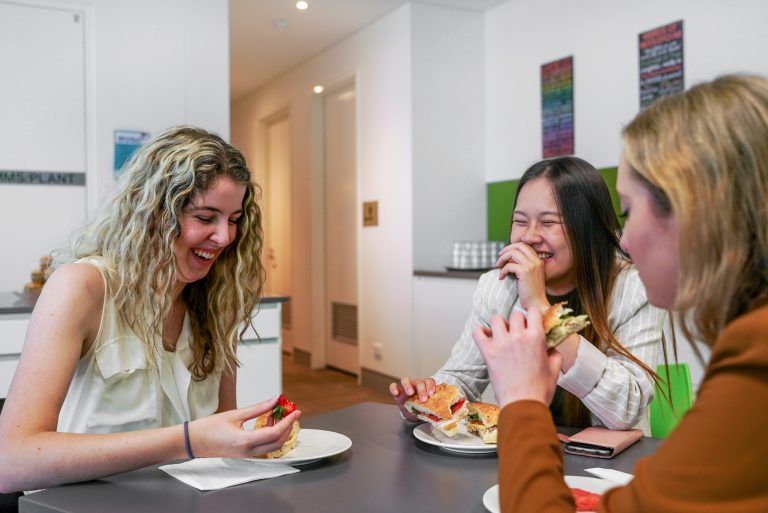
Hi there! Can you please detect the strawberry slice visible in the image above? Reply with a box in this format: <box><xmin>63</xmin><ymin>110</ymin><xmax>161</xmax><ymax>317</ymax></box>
<box><xmin>271</xmin><ymin>394</ymin><xmax>297</xmax><ymax>421</ymax></box>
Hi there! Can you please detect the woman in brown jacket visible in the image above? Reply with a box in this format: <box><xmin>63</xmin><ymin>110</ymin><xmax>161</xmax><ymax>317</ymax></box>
<box><xmin>474</xmin><ymin>74</ymin><xmax>768</xmax><ymax>512</ymax></box>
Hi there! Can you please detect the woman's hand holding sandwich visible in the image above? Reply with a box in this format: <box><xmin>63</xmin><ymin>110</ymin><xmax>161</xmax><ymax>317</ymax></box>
<box><xmin>472</xmin><ymin>307</ymin><xmax>562</xmax><ymax>408</ymax></box>
<box><xmin>186</xmin><ymin>395</ymin><xmax>301</xmax><ymax>458</ymax></box>
<box><xmin>389</xmin><ymin>376</ymin><xmax>437</xmax><ymax>421</ymax></box>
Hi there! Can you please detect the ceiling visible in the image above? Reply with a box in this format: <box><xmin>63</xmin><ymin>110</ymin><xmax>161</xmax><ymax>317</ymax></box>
<box><xmin>229</xmin><ymin>0</ymin><xmax>511</xmax><ymax>102</ymax></box>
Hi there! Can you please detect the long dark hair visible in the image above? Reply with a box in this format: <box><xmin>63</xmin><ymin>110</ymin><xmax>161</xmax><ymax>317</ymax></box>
<box><xmin>513</xmin><ymin>156</ymin><xmax>656</xmax><ymax>427</ymax></box>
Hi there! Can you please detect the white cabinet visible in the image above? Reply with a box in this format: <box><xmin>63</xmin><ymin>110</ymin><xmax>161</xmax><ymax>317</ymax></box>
<box><xmin>412</xmin><ymin>275</ymin><xmax>477</xmax><ymax>377</ymax></box>
<box><xmin>0</xmin><ymin>313</ymin><xmax>29</xmax><ymax>397</ymax></box>
<box><xmin>236</xmin><ymin>301</ymin><xmax>283</xmax><ymax>407</ymax></box>
<box><xmin>0</xmin><ymin>299</ymin><xmax>286</xmax><ymax>404</ymax></box>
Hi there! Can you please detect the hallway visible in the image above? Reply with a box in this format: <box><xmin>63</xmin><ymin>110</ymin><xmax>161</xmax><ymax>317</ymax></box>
<box><xmin>281</xmin><ymin>353</ymin><xmax>392</xmax><ymax>417</ymax></box>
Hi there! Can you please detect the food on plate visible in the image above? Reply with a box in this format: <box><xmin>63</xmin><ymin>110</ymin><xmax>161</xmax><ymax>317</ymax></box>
<box><xmin>543</xmin><ymin>302</ymin><xmax>590</xmax><ymax>349</ymax></box>
<box><xmin>253</xmin><ymin>394</ymin><xmax>300</xmax><ymax>458</ymax></box>
<box><xmin>405</xmin><ymin>383</ymin><xmax>468</xmax><ymax>437</ymax></box>
<box><xmin>465</xmin><ymin>402</ymin><xmax>499</xmax><ymax>444</ymax></box>
<box><xmin>570</xmin><ymin>487</ymin><xmax>602</xmax><ymax>511</ymax></box>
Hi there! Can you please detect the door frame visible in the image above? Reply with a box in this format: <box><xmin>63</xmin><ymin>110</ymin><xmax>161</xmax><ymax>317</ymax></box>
<box><xmin>258</xmin><ymin>108</ymin><xmax>292</xmax><ymax>351</ymax></box>
<box><xmin>309</xmin><ymin>74</ymin><xmax>361</xmax><ymax>376</ymax></box>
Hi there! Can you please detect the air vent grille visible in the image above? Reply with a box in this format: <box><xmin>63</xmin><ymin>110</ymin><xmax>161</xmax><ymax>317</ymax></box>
<box><xmin>331</xmin><ymin>302</ymin><xmax>357</xmax><ymax>345</ymax></box>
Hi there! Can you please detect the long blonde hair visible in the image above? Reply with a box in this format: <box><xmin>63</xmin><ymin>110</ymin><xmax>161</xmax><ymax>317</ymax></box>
<box><xmin>623</xmin><ymin>75</ymin><xmax>768</xmax><ymax>346</ymax></box>
<box><xmin>53</xmin><ymin>126</ymin><xmax>264</xmax><ymax>379</ymax></box>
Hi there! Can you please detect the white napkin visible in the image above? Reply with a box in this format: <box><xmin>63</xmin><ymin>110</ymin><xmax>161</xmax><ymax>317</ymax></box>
<box><xmin>584</xmin><ymin>467</ymin><xmax>634</xmax><ymax>485</ymax></box>
<box><xmin>160</xmin><ymin>458</ymin><xmax>300</xmax><ymax>490</ymax></box>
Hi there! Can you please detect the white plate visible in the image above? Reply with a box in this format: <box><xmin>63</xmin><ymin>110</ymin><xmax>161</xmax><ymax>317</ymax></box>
<box><xmin>255</xmin><ymin>429</ymin><xmax>352</xmax><ymax>466</ymax></box>
<box><xmin>482</xmin><ymin>475</ymin><xmax>618</xmax><ymax>513</ymax></box>
<box><xmin>412</xmin><ymin>423</ymin><xmax>497</xmax><ymax>454</ymax></box>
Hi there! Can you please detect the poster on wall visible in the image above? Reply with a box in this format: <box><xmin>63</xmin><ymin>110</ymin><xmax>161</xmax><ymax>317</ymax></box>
<box><xmin>541</xmin><ymin>56</ymin><xmax>574</xmax><ymax>158</ymax></box>
<box><xmin>114</xmin><ymin>129</ymin><xmax>151</xmax><ymax>178</ymax></box>
<box><xmin>639</xmin><ymin>20</ymin><xmax>684</xmax><ymax>109</ymax></box>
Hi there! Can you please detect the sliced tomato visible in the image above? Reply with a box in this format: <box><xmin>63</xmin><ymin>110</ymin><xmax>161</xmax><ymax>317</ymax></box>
<box><xmin>271</xmin><ymin>394</ymin><xmax>297</xmax><ymax>421</ymax></box>
<box><xmin>450</xmin><ymin>398</ymin><xmax>465</xmax><ymax>413</ymax></box>
<box><xmin>570</xmin><ymin>488</ymin><xmax>601</xmax><ymax>512</ymax></box>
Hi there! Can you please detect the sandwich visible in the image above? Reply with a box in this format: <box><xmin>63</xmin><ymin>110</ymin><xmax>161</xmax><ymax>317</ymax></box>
<box><xmin>253</xmin><ymin>394</ymin><xmax>300</xmax><ymax>458</ymax></box>
<box><xmin>543</xmin><ymin>302</ymin><xmax>590</xmax><ymax>349</ymax></box>
<box><xmin>465</xmin><ymin>402</ymin><xmax>499</xmax><ymax>444</ymax></box>
<box><xmin>405</xmin><ymin>383</ymin><xmax>468</xmax><ymax>437</ymax></box>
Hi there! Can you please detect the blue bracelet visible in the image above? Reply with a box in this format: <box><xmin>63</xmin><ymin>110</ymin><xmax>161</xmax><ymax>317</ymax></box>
<box><xmin>183</xmin><ymin>421</ymin><xmax>195</xmax><ymax>459</ymax></box>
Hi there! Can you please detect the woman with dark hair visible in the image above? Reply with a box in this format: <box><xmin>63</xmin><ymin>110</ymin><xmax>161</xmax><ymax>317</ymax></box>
<box><xmin>391</xmin><ymin>156</ymin><xmax>664</xmax><ymax>432</ymax></box>
<box><xmin>477</xmin><ymin>74</ymin><xmax>768</xmax><ymax>512</ymax></box>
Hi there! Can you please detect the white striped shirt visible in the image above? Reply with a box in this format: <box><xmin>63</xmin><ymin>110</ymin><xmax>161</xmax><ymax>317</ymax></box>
<box><xmin>433</xmin><ymin>265</ymin><xmax>664</xmax><ymax>434</ymax></box>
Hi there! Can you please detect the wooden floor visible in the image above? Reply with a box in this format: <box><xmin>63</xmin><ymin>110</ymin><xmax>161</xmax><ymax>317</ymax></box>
<box><xmin>281</xmin><ymin>353</ymin><xmax>392</xmax><ymax>417</ymax></box>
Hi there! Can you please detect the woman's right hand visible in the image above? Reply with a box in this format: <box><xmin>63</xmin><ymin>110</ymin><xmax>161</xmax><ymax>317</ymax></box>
<box><xmin>187</xmin><ymin>395</ymin><xmax>301</xmax><ymax>458</ymax></box>
<box><xmin>389</xmin><ymin>377</ymin><xmax>436</xmax><ymax>421</ymax></box>
<box><xmin>496</xmin><ymin>242</ymin><xmax>549</xmax><ymax>312</ymax></box>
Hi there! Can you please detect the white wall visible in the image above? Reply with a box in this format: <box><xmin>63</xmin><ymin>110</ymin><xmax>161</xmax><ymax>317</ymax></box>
<box><xmin>89</xmin><ymin>0</ymin><xmax>230</xmax><ymax>207</ymax></box>
<box><xmin>485</xmin><ymin>0</ymin><xmax>768</xmax><ymax>181</ymax></box>
<box><xmin>232</xmin><ymin>5</ymin><xmax>415</xmax><ymax>378</ymax></box>
<box><xmin>0</xmin><ymin>0</ymin><xmax>229</xmax><ymax>291</ymax></box>
<box><xmin>411</xmin><ymin>3</ymin><xmax>486</xmax><ymax>270</ymax></box>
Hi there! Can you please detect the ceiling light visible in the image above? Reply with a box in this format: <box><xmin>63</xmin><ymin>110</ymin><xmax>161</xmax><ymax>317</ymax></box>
<box><xmin>296</xmin><ymin>1</ymin><xmax>309</xmax><ymax>10</ymax></box>
<box><xmin>313</xmin><ymin>85</ymin><xmax>324</xmax><ymax>94</ymax></box>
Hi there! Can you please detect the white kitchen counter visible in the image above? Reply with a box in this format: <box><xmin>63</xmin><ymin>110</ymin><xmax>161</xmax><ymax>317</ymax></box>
<box><xmin>0</xmin><ymin>291</ymin><xmax>288</xmax><ymax>406</ymax></box>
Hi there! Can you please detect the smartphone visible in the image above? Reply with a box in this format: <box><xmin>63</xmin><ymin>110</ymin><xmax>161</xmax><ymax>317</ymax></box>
<box><xmin>564</xmin><ymin>441</ymin><xmax>613</xmax><ymax>457</ymax></box>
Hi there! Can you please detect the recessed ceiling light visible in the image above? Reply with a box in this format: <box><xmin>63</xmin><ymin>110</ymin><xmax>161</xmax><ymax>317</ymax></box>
<box><xmin>296</xmin><ymin>1</ymin><xmax>309</xmax><ymax>10</ymax></box>
<box><xmin>313</xmin><ymin>85</ymin><xmax>324</xmax><ymax>94</ymax></box>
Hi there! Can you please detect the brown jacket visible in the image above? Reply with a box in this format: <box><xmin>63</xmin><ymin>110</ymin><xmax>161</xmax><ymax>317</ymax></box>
<box><xmin>498</xmin><ymin>305</ymin><xmax>768</xmax><ymax>512</ymax></box>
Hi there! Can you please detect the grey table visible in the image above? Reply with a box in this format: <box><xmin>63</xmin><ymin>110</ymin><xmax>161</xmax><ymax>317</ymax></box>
<box><xmin>20</xmin><ymin>402</ymin><xmax>661</xmax><ymax>513</ymax></box>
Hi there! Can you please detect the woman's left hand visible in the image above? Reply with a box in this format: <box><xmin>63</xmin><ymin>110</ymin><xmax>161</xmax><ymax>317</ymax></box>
<box><xmin>472</xmin><ymin>307</ymin><xmax>562</xmax><ymax>408</ymax></box>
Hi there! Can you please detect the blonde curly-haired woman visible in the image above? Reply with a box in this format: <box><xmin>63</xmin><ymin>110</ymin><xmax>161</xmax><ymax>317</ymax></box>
<box><xmin>0</xmin><ymin>126</ymin><xmax>300</xmax><ymax>493</ymax></box>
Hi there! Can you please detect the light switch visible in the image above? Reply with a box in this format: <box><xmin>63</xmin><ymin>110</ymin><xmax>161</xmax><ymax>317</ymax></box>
<box><xmin>363</xmin><ymin>201</ymin><xmax>378</xmax><ymax>227</ymax></box>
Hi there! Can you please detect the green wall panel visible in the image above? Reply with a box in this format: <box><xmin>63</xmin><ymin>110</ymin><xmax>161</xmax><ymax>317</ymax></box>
<box><xmin>486</xmin><ymin>166</ymin><xmax>622</xmax><ymax>241</ymax></box>
<box><xmin>487</xmin><ymin>179</ymin><xmax>518</xmax><ymax>242</ymax></box>
<box><xmin>598</xmin><ymin>166</ymin><xmax>623</xmax><ymax>226</ymax></box>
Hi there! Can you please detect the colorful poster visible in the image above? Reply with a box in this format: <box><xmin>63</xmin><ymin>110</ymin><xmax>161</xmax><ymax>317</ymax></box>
<box><xmin>639</xmin><ymin>20</ymin><xmax>684</xmax><ymax>109</ymax></box>
<box><xmin>541</xmin><ymin>56</ymin><xmax>574</xmax><ymax>158</ymax></box>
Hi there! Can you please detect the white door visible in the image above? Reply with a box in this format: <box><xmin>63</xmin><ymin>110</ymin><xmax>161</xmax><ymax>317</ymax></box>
<box><xmin>263</xmin><ymin>116</ymin><xmax>293</xmax><ymax>352</ymax></box>
<box><xmin>324</xmin><ymin>82</ymin><xmax>358</xmax><ymax>374</ymax></box>
<box><xmin>0</xmin><ymin>2</ymin><xmax>87</xmax><ymax>291</ymax></box>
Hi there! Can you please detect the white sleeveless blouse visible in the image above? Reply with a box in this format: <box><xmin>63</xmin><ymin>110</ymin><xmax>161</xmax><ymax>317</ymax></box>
<box><xmin>57</xmin><ymin>257</ymin><xmax>221</xmax><ymax>434</ymax></box>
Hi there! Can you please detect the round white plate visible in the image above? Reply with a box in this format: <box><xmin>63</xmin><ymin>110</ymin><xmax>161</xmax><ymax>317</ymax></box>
<box><xmin>482</xmin><ymin>475</ymin><xmax>618</xmax><ymax>513</ymax></box>
<box><xmin>256</xmin><ymin>429</ymin><xmax>352</xmax><ymax>466</ymax></box>
<box><xmin>412</xmin><ymin>423</ymin><xmax>497</xmax><ymax>454</ymax></box>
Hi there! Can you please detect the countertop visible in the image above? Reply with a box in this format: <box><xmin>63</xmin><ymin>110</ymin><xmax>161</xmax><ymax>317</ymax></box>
<box><xmin>0</xmin><ymin>291</ymin><xmax>288</xmax><ymax>316</ymax></box>
<box><xmin>414</xmin><ymin>269</ymin><xmax>489</xmax><ymax>280</ymax></box>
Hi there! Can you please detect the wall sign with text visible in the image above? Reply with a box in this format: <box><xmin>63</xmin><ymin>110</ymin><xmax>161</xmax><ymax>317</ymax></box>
<box><xmin>114</xmin><ymin>130</ymin><xmax>151</xmax><ymax>178</ymax></box>
<box><xmin>639</xmin><ymin>20</ymin><xmax>684</xmax><ymax>109</ymax></box>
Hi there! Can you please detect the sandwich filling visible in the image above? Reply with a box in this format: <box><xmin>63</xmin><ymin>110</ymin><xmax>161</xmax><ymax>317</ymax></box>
<box><xmin>543</xmin><ymin>302</ymin><xmax>590</xmax><ymax>349</ymax></box>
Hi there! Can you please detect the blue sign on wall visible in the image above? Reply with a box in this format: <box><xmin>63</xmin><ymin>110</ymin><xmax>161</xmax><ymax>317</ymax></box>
<box><xmin>114</xmin><ymin>129</ymin><xmax>150</xmax><ymax>178</ymax></box>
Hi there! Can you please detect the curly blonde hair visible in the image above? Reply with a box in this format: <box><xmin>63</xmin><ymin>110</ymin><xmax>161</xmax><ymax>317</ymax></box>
<box><xmin>53</xmin><ymin>126</ymin><xmax>264</xmax><ymax>379</ymax></box>
<box><xmin>623</xmin><ymin>75</ymin><xmax>768</xmax><ymax>346</ymax></box>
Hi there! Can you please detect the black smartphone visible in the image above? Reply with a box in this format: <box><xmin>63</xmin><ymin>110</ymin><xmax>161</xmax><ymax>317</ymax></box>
<box><xmin>564</xmin><ymin>441</ymin><xmax>613</xmax><ymax>457</ymax></box>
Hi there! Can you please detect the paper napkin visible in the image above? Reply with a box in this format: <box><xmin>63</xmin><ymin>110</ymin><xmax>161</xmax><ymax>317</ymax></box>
<box><xmin>584</xmin><ymin>467</ymin><xmax>634</xmax><ymax>485</ymax></box>
<box><xmin>160</xmin><ymin>458</ymin><xmax>300</xmax><ymax>490</ymax></box>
